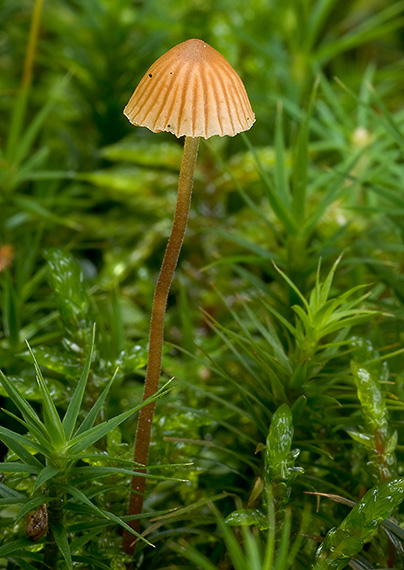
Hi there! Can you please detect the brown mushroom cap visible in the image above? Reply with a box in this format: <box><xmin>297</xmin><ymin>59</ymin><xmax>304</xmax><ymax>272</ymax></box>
<box><xmin>124</xmin><ymin>39</ymin><xmax>255</xmax><ymax>139</ymax></box>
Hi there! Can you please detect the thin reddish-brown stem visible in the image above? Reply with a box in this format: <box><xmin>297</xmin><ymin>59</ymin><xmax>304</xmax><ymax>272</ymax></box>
<box><xmin>122</xmin><ymin>136</ymin><xmax>200</xmax><ymax>556</ymax></box>
<box><xmin>22</xmin><ymin>0</ymin><xmax>44</xmax><ymax>89</ymax></box>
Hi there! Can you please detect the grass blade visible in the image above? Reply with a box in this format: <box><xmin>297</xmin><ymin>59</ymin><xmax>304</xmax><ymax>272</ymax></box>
<box><xmin>74</xmin><ymin>369</ymin><xmax>117</xmax><ymax>437</ymax></box>
<box><xmin>0</xmin><ymin>370</ymin><xmax>47</xmax><ymax>441</ymax></box>
<box><xmin>51</xmin><ymin>523</ymin><xmax>73</xmax><ymax>570</ymax></box>
<box><xmin>63</xmin><ymin>324</ymin><xmax>96</xmax><ymax>439</ymax></box>
<box><xmin>0</xmin><ymin>426</ymin><xmax>44</xmax><ymax>468</ymax></box>
<box><xmin>69</xmin><ymin>381</ymin><xmax>172</xmax><ymax>454</ymax></box>
<box><xmin>26</xmin><ymin>341</ymin><xmax>66</xmax><ymax>449</ymax></box>
<box><xmin>33</xmin><ymin>465</ymin><xmax>60</xmax><ymax>492</ymax></box>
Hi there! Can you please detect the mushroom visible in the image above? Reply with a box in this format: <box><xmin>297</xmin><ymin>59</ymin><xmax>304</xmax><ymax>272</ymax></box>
<box><xmin>122</xmin><ymin>38</ymin><xmax>255</xmax><ymax>554</ymax></box>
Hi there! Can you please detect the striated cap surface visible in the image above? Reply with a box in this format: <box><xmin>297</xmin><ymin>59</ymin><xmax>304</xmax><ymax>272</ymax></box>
<box><xmin>124</xmin><ymin>39</ymin><xmax>255</xmax><ymax>139</ymax></box>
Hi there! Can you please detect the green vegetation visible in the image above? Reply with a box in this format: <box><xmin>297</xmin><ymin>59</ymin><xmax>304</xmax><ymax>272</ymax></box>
<box><xmin>1</xmin><ymin>0</ymin><xmax>404</xmax><ymax>568</ymax></box>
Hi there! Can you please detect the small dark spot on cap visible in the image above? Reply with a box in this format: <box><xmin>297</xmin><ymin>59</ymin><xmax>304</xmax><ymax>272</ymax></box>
<box><xmin>149</xmin><ymin>73</ymin><xmax>153</xmax><ymax>78</ymax></box>
<box><xmin>170</xmin><ymin>72</ymin><xmax>173</xmax><ymax>75</ymax></box>
<box><xmin>167</xmin><ymin>124</ymin><xmax>171</xmax><ymax>128</ymax></box>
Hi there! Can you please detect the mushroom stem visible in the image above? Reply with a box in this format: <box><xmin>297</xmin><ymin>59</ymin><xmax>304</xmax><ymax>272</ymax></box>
<box><xmin>123</xmin><ymin>135</ymin><xmax>200</xmax><ymax>555</ymax></box>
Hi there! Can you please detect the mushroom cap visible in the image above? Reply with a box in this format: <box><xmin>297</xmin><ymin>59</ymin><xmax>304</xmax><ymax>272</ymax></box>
<box><xmin>124</xmin><ymin>39</ymin><xmax>255</xmax><ymax>139</ymax></box>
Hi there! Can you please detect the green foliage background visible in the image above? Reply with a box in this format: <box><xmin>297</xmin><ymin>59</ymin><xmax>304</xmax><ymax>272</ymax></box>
<box><xmin>1</xmin><ymin>0</ymin><xmax>404</xmax><ymax>568</ymax></box>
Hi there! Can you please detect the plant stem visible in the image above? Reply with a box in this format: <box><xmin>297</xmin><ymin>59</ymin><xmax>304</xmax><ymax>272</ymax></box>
<box><xmin>6</xmin><ymin>0</ymin><xmax>44</xmax><ymax>162</ymax></box>
<box><xmin>122</xmin><ymin>135</ymin><xmax>200</xmax><ymax>555</ymax></box>
<box><xmin>22</xmin><ymin>0</ymin><xmax>45</xmax><ymax>89</ymax></box>
<box><xmin>43</xmin><ymin>491</ymin><xmax>63</xmax><ymax>567</ymax></box>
